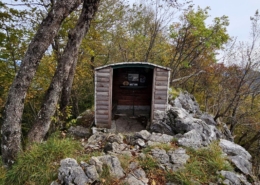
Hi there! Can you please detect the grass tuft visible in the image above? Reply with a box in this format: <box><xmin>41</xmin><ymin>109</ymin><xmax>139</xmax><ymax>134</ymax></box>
<box><xmin>138</xmin><ymin>155</ymin><xmax>158</xmax><ymax>172</ymax></box>
<box><xmin>118</xmin><ymin>154</ymin><xmax>132</xmax><ymax>171</ymax></box>
<box><xmin>77</xmin><ymin>151</ymin><xmax>103</xmax><ymax>162</ymax></box>
<box><xmin>166</xmin><ymin>141</ymin><xmax>234</xmax><ymax>184</ymax></box>
<box><xmin>4</xmin><ymin>133</ymin><xmax>82</xmax><ymax>185</ymax></box>
<box><xmin>99</xmin><ymin>164</ymin><xmax>123</xmax><ymax>185</ymax></box>
<box><xmin>0</xmin><ymin>157</ymin><xmax>6</xmax><ymax>185</ymax></box>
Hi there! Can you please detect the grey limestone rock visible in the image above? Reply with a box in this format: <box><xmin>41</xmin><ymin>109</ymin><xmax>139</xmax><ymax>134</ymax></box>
<box><xmin>220</xmin><ymin>170</ymin><xmax>251</xmax><ymax>185</ymax></box>
<box><xmin>219</xmin><ymin>139</ymin><xmax>252</xmax><ymax>175</ymax></box>
<box><xmin>129</xmin><ymin>162</ymin><xmax>139</xmax><ymax>170</ymax></box>
<box><xmin>85</xmin><ymin>165</ymin><xmax>99</xmax><ymax>183</ymax></box>
<box><xmin>110</xmin><ymin>142</ymin><xmax>130</xmax><ymax>154</ymax></box>
<box><xmin>168</xmin><ymin>147</ymin><xmax>190</xmax><ymax>165</ymax></box>
<box><xmin>199</xmin><ymin>112</ymin><xmax>217</xmax><ymax>126</ymax></box>
<box><xmin>58</xmin><ymin>158</ymin><xmax>89</xmax><ymax>185</ymax></box>
<box><xmin>86</xmin><ymin>132</ymin><xmax>107</xmax><ymax>145</ymax></box>
<box><xmin>89</xmin><ymin>157</ymin><xmax>103</xmax><ymax>174</ymax></box>
<box><xmin>171</xmin><ymin>91</ymin><xmax>202</xmax><ymax>116</ymax></box>
<box><xmin>221</xmin><ymin>124</ymin><xmax>234</xmax><ymax>142</ymax></box>
<box><xmin>106</xmin><ymin>133</ymin><xmax>124</xmax><ymax>144</ymax></box>
<box><xmin>75</xmin><ymin>109</ymin><xmax>94</xmax><ymax>127</ymax></box>
<box><xmin>150</xmin><ymin>121</ymin><xmax>173</xmax><ymax>136</ymax></box>
<box><xmin>97</xmin><ymin>155</ymin><xmax>125</xmax><ymax>179</ymax></box>
<box><xmin>80</xmin><ymin>162</ymin><xmax>99</xmax><ymax>183</ymax></box>
<box><xmin>50</xmin><ymin>181</ymin><xmax>60</xmax><ymax>185</ymax></box>
<box><xmin>84</xmin><ymin>132</ymin><xmax>108</xmax><ymax>151</ymax></box>
<box><xmin>151</xmin><ymin>148</ymin><xmax>170</xmax><ymax>165</ymax></box>
<box><xmin>135</xmin><ymin>138</ymin><xmax>146</xmax><ymax>147</ymax></box>
<box><xmin>177</xmin><ymin>129</ymin><xmax>203</xmax><ymax>149</ymax></box>
<box><xmin>165</xmin><ymin>107</ymin><xmax>220</xmax><ymax>147</ymax></box>
<box><xmin>128</xmin><ymin>168</ymin><xmax>149</xmax><ymax>184</ymax></box>
<box><xmin>154</xmin><ymin>110</ymin><xmax>166</xmax><ymax>120</ymax></box>
<box><xmin>134</xmin><ymin>130</ymin><xmax>151</xmax><ymax>140</ymax></box>
<box><xmin>221</xmin><ymin>171</ymin><xmax>241</xmax><ymax>185</ymax></box>
<box><xmin>219</xmin><ymin>139</ymin><xmax>251</xmax><ymax>161</ymax></box>
<box><xmin>223</xmin><ymin>179</ymin><xmax>233</xmax><ymax>185</ymax></box>
<box><xmin>166</xmin><ymin>147</ymin><xmax>190</xmax><ymax>171</ymax></box>
<box><xmin>150</xmin><ymin>92</ymin><xmax>222</xmax><ymax>150</ymax></box>
<box><xmin>147</xmin><ymin>141</ymin><xmax>162</xmax><ymax>146</ymax></box>
<box><xmin>149</xmin><ymin>132</ymin><xmax>174</xmax><ymax>143</ymax></box>
<box><xmin>68</xmin><ymin>126</ymin><xmax>91</xmax><ymax>138</ymax></box>
<box><xmin>125</xmin><ymin>175</ymin><xmax>147</xmax><ymax>185</ymax></box>
<box><xmin>151</xmin><ymin>110</ymin><xmax>174</xmax><ymax>135</ymax></box>
<box><xmin>85</xmin><ymin>132</ymin><xmax>126</xmax><ymax>153</ymax></box>
<box><xmin>167</xmin><ymin>107</ymin><xmax>219</xmax><ymax>142</ymax></box>
<box><xmin>228</xmin><ymin>155</ymin><xmax>252</xmax><ymax>175</ymax></box>
<box><xmin>124</xmin><ymin>162</ymin><xmax>148</xmax><ymax>185</ymax></box>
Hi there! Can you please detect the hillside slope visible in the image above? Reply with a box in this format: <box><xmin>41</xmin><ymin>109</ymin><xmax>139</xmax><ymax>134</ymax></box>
<box><xmin>50</xmin><ymin>92</ymin><xmax>258</xmax><ymax>185</ymax></box>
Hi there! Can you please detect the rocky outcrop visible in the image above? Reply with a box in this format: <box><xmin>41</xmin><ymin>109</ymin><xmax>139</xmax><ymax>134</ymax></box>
<box><xmin>220</xmin><ymin>171</ymin><xmax>252</xmax><ymax>185</ymax></box>
<box><xmin>68</xmin><ymin>126</ymin><xmax>91</xmax><ymax>138</ymax></box>
<box><xmin>169</xmin><ymin>91</ymin><xmax>202</xmax><ymax>116</ymax></box>
<box><xmin>124</xmin><ymin>162</ymin><xmax>149</xmax><ymax>185</ymax></box>
<box><xmin>151</xmin><ymin>107</ymin><xmax>220</xmax><ymax>149</ymax></box>
<box><xmin>219</xmin><ymin>139</ymin><xmax>252</xmax><ymax>175</ymax></box>
<box><xmin>151</xmin><ymin>92</ymin><xmax>232</xmax><ymax>149</ymax></box>
<box><xmin>151</xmin><ymin>147</ymin><xmax>189</xmax><ymax>171</ymax></box>
<box><xmin>67</xmin><ymin>109</ymin><xmax>94</xmax><ymax>138</ymax></box>
<box><xmin>52</xmin><ymin>130</ymin><xmax>255</xmax><ymax>185</ymax></box>
<box><xmin>58</xmin><ymin>158</ymin><xmax>90</xmax><ymax>185</ymax></box>
<box><xmin>52</xmin><ymin>92</ymin><xmax>257</xmax><ymax>185</ymax></box>
<box><xmin>75</xmin><ymin>109</ymin><xmax>94</xmax><ymax>127</ymax></box>
<box><xmin>52</xmin><ymin>129</ymin><xmax>190</xmax><ymax>185</ymax></box>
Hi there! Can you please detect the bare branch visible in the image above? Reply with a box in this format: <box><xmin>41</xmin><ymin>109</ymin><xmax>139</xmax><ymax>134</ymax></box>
<box><xmin>171</xmin><ymin>70</ymin><xmax>205</xmax><ymax>83</ymax></box>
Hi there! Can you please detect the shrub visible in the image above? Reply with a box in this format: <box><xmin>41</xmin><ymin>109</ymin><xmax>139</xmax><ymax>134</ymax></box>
<box><xmin>169</xmin><ymin>87</ymin><xmax>182</xmax><ymax>100</ymax></box>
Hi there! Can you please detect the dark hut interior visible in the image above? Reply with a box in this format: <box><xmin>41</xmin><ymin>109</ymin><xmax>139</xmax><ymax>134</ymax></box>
<box><xmin>112</xmin><ymin>67</ymin><xmax>154</xmax><ymax>131</ymax></box>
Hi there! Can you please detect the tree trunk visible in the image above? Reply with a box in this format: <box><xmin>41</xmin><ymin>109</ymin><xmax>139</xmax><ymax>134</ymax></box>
<box><xmin>71</xmin><ymin>90</ymin><xmax>80</xmax><ymax>117</ymax></box>
<box><xmin>242</xmin><ymin>131</ymin><xmax>260</xmax><ymax>151</ymax></box>
<box><xmin>60</xmin><ymin>58</ymin><xmax>77</xmax><ymax>114</ymax></box>
<box><xmin>1</xmin><ymin>0</ymin><xmax>82</xmax><ymax>167</ymax></box>
<box><xmin>27</xmin><ymin>0</ymin><xmax>100</xmax><ymax>143</ymax></box>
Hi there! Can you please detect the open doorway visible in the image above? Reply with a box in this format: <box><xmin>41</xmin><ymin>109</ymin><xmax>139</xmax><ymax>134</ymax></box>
<box><xmin>112</xmin><ymin>67</ymin><xmax>154</xmax><ymax>133</ymax></box>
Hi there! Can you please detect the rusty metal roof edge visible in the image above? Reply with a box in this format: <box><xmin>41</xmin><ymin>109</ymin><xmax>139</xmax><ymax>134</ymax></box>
<box><xmin>95</xmin><ymin>62</ymin><xmax>171</xmax><ymax>71</ymax></box>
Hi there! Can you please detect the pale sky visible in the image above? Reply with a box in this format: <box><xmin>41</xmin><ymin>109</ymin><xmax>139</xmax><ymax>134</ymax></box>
<box><xmin>192</xmin><ymin>0</ymin><xmax>260</xmax><ymax>43</ymax></box>
<box><xmin>5</xmin><ymin>0</ymin><xmax>260</xmax><ymax>43</ymax></box>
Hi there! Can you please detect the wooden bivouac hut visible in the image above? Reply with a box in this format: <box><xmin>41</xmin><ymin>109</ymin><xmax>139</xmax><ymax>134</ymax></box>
<box><xmin>94</xmin><ymin>62</ymin><xmax>171</xmax><ymax>128</ymax></box>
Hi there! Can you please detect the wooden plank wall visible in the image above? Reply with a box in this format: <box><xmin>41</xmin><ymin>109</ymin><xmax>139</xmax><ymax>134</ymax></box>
<box><xmin>151</xmin><ymin>68</ymin><xmax>170</xmax><ymax>121</ymax></box>
<box><xmin>95</xmin><ymin>67</ymin><xmax>112</xmax><ymax>128</ymax></box>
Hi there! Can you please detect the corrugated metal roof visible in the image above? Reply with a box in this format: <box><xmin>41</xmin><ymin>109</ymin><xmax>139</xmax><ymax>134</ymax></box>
<box><xmin>95</xmin><ymin>62</ymin><xmax>171</xmax><ymax>71</ymax></box>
